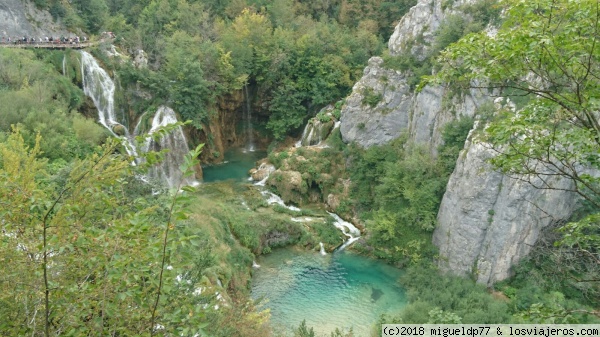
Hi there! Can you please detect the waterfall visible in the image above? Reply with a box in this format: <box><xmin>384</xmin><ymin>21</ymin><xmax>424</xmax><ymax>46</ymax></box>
<box><xmin>319</xmin><ymin>242</ymin><xmax>327</xmax><ymax>256</ymax></box>
<box><xmin>261</xmin><ymin>190</ymin><xmax>301</xmax><ymax>211</ymax></box>
<box><xmin>62</xmin><ymin>55</ymin><xmax>67</xmax><ymax>76</ymax></box>
<box><xmin>243</xmin><ymin>84</ymin><xmax>255</xmax><ymax>152</ymax></box>
<box><xmin>327</xmin><ymin>212</ymin><xmax>361</xmax><ymax>251</ymax></box>
<box><xmin>80</xmin><ymin>51</ymin><xmax>197</xmax><ymax>189</ymax></box>
<box><xmin>80</xmin><ymin>51</ymin><xmax>138</xmax><ymax>157</ymax></box>
<box><xmin>296</xmin><ymin>117</ymin><xmax>335</xmax><ymax>147</ymax></box>
<box><xmin>143</xmin><ymin>106</ymin><xmax>198</xmax><ymax>189</ymax></box>
<box><xmin>81</xmin><ymin>51</ymin><xmax>123</xmax><ymax>135</ymax></box>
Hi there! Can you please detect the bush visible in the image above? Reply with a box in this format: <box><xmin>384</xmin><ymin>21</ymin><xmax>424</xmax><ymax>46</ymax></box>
<box><xmin>397</xmin><ymin>265</ymin><xmax>512</xmax><ymax>323</ymax></box>
<box><xmin>361</xmin><ymin>87</ymin><xmax>382</xmax><ymax>108</ymax></box>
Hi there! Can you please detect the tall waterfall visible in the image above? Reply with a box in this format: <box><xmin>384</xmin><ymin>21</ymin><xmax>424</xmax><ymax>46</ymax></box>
<box><xmin>80</xmin><ymin>51</ymin><xmax>197</xmax><ymax>188</ymax></box>
<box><xmin>62</xmin><ymin>55</ymin><xmax>67</xmax><ymax>77</ymax></box>
<box><xmin>80</xmin><ymin>51</ymin><xmax>124</xmax><ymax>136</ymax></box>
<box><xmin>243</xmin><ymin>84</ymin><xmax>254</xmax><ymax>152</ymax></box>
<box><xmin>143</xmin><ymin>106</ymin><xmax>198</xmax><ymax>189</ymax></box>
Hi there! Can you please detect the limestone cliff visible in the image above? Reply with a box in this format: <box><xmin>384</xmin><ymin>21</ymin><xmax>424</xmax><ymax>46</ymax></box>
<box><xmin>340</xmin><ymin>0</ymin><xmax>488</xmax><ymax>151</ymax></box>
<box><xmin>339</xmin><ymin>0</ymin><xmax>582</xmax><ymax>285</ymax></box>
<box><xmin>433</xmin><ymin>131</ymin><xmax>580</xmax><ymax>286</ymax></box>
<box><xmin>0</xmin><ymin>0</ymin><xmax>71</xmax><ymax>38</ymax></box>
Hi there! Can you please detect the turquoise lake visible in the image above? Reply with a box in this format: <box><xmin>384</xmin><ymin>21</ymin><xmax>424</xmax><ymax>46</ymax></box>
<box><xmin>251</xmin><ymin>247</ymin><xmax>407</xmax><ymax>336</ymax></box>
<box><xmin>202</xmin><ymin>148</ymin><xmax>266</xmax><ymax>182</ymax></box>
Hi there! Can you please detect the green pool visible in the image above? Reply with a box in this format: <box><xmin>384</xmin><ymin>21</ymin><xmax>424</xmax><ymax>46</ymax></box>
<box><xmin>202</xmin><ymin>148</ymin><xmax>266</xmax><ymax>183</ymax></box>
<box><xmin>251</xmin><ymin>247</ymin><xmax>407</xmax><ymax>336</ymax></box>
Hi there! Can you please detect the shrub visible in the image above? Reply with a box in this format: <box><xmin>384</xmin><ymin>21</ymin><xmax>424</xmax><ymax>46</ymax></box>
<box><xmin>361</xmin><ymin>87</ymin><xmax>382</xmax><ymax>108</ymax></box>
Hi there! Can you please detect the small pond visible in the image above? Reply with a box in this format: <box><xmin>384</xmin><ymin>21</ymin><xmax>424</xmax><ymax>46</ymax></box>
<box><xmin>202</xmin><ymin>148</ymin><xmax>266</xmax><ymax>183</ymax></box>
<box><xmin>251</xmin><ymin>247</ymin><xmax>407</xmax><ymax>336</ymax></box>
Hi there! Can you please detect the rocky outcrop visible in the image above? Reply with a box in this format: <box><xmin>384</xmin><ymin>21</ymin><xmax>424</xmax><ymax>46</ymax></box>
<box><xmin>340</xmin><ymin>0</ymin><xmax>488</xmax><ymax>150</ymax></box>
<box><xmin>433</xmin><ymin>132</ymin><xmax>580</xmax><ymax>285</ymax></box>
<box><xmin>340</xmin><ymin>57</ymin><xmax>413</xmax><ymax>147</ymax></box>
<box><xmin>337</xmin><ymin>0</ymin><xmax>582</xmax><ymax>285</ymax></box>
<box><xmin>0</xmin><ymin>0</ymin><xmax>71</xmax><ymax>38</ymax></box>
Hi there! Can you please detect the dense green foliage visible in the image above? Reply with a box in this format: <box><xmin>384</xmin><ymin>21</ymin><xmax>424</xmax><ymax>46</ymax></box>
<box><xmin>33</xmin><ymin>0</ymin><xmax>413</xmax><ymax>140</ymax></box>
<box><xmin>0</xmin><ymin>46</ymin><xmax>338</xmax><ymax>335</ymax></box>
<box><xmin>7</xmin><ymin>0</ymin><xmax>600</xmax><ymax>332</ymax></box>
<box><xmin>348</xmin><ymin>118</ymin><xmax>472</xmax><ymax>265</ymax></box>
<box><xmin>0</xmin><ymin>49</ymin><xmax>105</xmax><ymax>163</ymax></box>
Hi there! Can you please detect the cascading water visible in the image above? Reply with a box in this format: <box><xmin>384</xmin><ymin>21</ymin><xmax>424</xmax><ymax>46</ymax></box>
<box><xmin>80</xmin><ymin>51</ymin><xmax>138</xmax><ymax>157</ymax></box>
<box><xmin>80</xmin><ymin>51</ymin><xmax>197</xmax><ymax>188</ymax></box>
<box><xmin>295</xmin><ymin>115</ymin><xmax>336</xmax><ymax>148</ymax></box>
<box><xmin>243</xmin><ymin>84</ymin><xmax>255</xmax><ymax>152</ymax></box>
<box><xmin>327</xmin><ymin>212</ymin><xmax>361</xmax><ymax>251</ymax></box>
<box><xmin>249</xmin><ymin>163</ymin><xmax>359</xmax><ymax>250</ymax></box>
<box><xmin>143</xmin><ymin>106</ymin><xmax>199</xmax><ymax>189</ymax></box>
<box><xmin>81</xmin><ymin>51</ymin><xmax>124</xmax><ymax>136</ymax></box>
<box><xmin>62</xmin><ymin>55</ymin><xmax>67</xmax><ymax>77</ymax></box>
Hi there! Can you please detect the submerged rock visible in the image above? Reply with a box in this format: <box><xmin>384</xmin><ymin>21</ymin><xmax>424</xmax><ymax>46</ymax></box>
<box><xmin>371</xmin><ymin>287</ymin><xmax>383</xmax><ymax>302</ymax></box>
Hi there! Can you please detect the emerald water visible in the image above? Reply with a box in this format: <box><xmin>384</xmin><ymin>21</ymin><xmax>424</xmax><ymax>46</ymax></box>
<box><xmin>251</xmin><ymin>248</ymin><xmax>407</xmax><ymax>336</ymax></box>
<box><xmin>202</xmin><ymin>148</ymin><xmax>266</xmax><ymax>182</ymax></box>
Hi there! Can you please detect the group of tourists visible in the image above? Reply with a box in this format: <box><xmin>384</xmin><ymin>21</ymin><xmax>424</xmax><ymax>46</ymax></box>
<box><xmin>0</xmin><ymin>35</ymin><xmax>87</xmax><ymax>45</ymax></box>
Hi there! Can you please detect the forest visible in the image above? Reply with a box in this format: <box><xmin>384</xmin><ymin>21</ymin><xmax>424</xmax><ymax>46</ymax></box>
<box><xmin>0</xmin><ymin>0</ymin><xmax>599</xmax><ymax>335</ymax></box>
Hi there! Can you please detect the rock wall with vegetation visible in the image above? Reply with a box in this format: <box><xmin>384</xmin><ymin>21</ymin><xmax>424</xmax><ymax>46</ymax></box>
<box><xmin>0</xmin><ymin>0</ymin><xmax>71</xmax><ymax>37</ymax></box>
<box><xmin>340</xmin><ymin>0</ymin><xmax>496</xmax><ymax>151</ymax></box>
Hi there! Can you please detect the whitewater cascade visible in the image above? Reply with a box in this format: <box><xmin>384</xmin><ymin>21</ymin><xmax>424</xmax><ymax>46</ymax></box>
<box><xmin>81</xmin><ymin>51</ymin><xmax>125</xmax><ymax>136</ymax></box>
<box><xmin>62</xmin><ymin>55</ymin><xmax>67</xmax><ymax>77</ymax></box>
<box><xmin>319</xmin><ymin>242</ymin><xmax>327</xmax><ymax>255</ymax></box>
<box><xmin>327</xmin><ymin>212</ymin><xmax>361</xmax><ymax>251</ymax></box>
<box><xmin>142</xmin><ymin>106</ymin><xmax>199</xmax><ymax>189</ymax></box>
<box><xmin>250</xmin><ymin>161</ymin><xmax>359</xmax><ymax>251</ymax></box>
<box><xmin>295</xmin><ymin>116</ymin><xmax>337</xmax><ymax>148</ymax></box>
<box><xmin>80</xmin><ymin>51</ymin><xmax>197</xmax><ymax>188</ymax></box>
<box><xmin>244</xmin><ymin>84</ymin><xmax>254</xmax><ymax>152</ymax></box>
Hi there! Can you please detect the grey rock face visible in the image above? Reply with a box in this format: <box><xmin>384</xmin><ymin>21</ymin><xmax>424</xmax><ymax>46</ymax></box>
<box><xmin>339</xmin><ymin>57</ymin><xmax>487</xmax><ymax>149</ymax></box>
<box><xmin>388</xmin><ymin>0</ymin><xmax>443</xmax><ymax>57</ymax></box>
<box><xmin>134</xmin><ymin>49</ymin><xmax>148</xmax><ymax>69</ymax></box>
<box><xmin>0</xmin><ymin>0</ymin><xmax>70</xmax><ymax>39</ymax></box>
<box><xmin>433</xmin><ymin>134</ymin><xmax>580</xmax><ymax>285</ymax></box>
<box><xmin>340</xmin><ymin>57</ymin><xmax>412</xmax><ymax>147</ymax></box>
<box><xmin>340</xmin><ymin>0</ymin><xmax>489</xmax><ymax>150</ymax></box>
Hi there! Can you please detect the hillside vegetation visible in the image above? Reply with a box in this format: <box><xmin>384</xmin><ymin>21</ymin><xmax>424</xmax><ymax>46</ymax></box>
<box><xmin>0</xmin><ymin>0</ymin><xmax>598</xmax><ymax>335</ymax></box>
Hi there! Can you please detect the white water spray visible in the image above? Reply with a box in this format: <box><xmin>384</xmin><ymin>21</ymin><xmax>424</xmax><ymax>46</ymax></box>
<box><xmin>62</xmin><ymin>55</ymin><xmax>67</xmax><ymax>77</ymax></box>
<box><xmin>261</xmin><ymin>190</ymin><xmax>301</xmax><ymax>211</ymax></box>
<box><xmin>327</xmin><ymin>212</ymin><xmax>361</xmax><ymax>251</ymax></box>
<box><xmin>80</xmin><ymin>51</ymin><xmax>197</xmax><ymax>188</ymax></box>
<box><xmin>243</xmin><ymin>84</ymin><xmax>254</xmax><ymax>152</ymax></box>
<box><xmin>319</xmin><ymin>242</ymin><xmax>327</xmax><ymax>256</ymax></box>
<box><xmin>81</xmin><ymin>51</ymin><xmax>123</xmax><ymax>135</ymax></box>
<box><xmin>143</xmin><ymin>106</ymin><xmax>198</xmax><ymax>189</ymax></box>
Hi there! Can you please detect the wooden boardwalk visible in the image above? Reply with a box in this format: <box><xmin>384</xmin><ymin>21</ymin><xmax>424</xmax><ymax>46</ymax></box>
<box><xmin>0</xmin><ymin>40</ymin><xmax>104</xmax><ymax>50</ymax></box>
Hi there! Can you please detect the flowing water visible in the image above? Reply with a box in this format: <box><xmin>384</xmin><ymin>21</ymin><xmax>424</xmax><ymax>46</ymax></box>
<box><xmin>252</xmin><ymin>248</ymin><xmax>407</xmax><ymax>336</ymax></box>
<box><xmin>243</xmin><ymin>84</ymin><xmax>255</xmax><ymax>152</ymax></box>
<box><xmin>142</xmin><ymin>106</ymin><xmax>198</xmax><ymax>189</ymax></box>
<box><xmin>202</xmin><ymin>148</ymin><xmax>266</xmax><ymax>182</ymax></box>
<box><xmin>80</xmin><ymin>51</ymin><xmax>123</xmax><ymax>135</ymax></box>
<box><xmin>80</xmin><ymin>51</ymin><xmax>197</xmax><ymax>188</ymax></box>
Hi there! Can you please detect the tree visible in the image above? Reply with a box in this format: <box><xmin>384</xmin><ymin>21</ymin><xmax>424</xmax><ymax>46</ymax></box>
<box><xmin>430</xmin><ymin>0</ymin><xmax>600</xmax><ymax>207</ymax></box>
<box><xmin>0</xmin><ymin>128</ymin><xmax>210</xmax><ymax>336</ymax></box>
